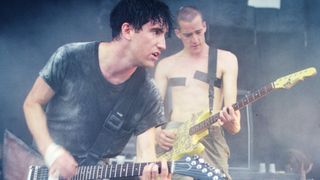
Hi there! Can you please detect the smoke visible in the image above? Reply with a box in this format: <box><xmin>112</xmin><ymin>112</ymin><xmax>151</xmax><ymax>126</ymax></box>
<box><xmin>1</xmin><ymin>0</ymin><xmax>319</xmax><ymax>176</ymax></box>
<box><xmin>0</xmin><ymin>0</ymin><xmax>109</xmax><ymax>143</ymax></box>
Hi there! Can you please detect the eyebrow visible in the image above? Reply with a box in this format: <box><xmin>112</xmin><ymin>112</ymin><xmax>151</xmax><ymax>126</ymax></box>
<box><xmin>152</xmin><ymin>27</ymin><xmax>167</xmax><ymax>33</ymax></box>
<box><xmin>182</xmin><ymin>28</ymin><xmax>203</xmax><ymax>35</ymax></box>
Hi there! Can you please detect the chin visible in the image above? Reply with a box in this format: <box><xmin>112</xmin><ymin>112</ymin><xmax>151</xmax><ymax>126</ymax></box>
<box><xmin>141</xmin><ymin>61</ymin><xmax>156</xmax><ymax>68</ymax></box>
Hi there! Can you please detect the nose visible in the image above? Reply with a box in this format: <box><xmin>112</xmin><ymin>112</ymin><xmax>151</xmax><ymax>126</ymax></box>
<box><xmin>157</xmin><ymin>35</ymin><xmax>166</xmax><ymax>51</ymax></box>
<box><xmin>190</xmin><ymin>34</ymin><xmax>198</xmax><ymax>44</ymax></box>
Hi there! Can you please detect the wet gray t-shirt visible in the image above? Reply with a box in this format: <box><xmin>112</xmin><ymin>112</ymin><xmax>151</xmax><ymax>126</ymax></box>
<box><xmin>39</xmin><ymin>41</ymin><xmax>165</xmax><ymax>160</ymax></box>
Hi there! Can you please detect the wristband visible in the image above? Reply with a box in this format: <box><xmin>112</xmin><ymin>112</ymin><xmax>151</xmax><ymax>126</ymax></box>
<box><xmin>44</xmin><ymin>143</ymin><xmax>64</xmax><ymax>167</ymax></box>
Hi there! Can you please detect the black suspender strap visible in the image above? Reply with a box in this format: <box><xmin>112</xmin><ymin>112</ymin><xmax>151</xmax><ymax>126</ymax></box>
<box><xmin>83</xmin><ymin>68</ymin><xmax>146</xmax><ymax>164</ymax></box>
<box><xmin>208</xmin><ymin>46</ymin><xmax>217</xmax><ymax>113</ymax></box>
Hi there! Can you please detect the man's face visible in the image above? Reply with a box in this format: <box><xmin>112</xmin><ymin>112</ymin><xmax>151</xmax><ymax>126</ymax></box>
<box><xmin>130</xmin><ymin>21</ymin><xmax>167</xmax><ymax>67</ymax></box>
<box><xmin>176</xmin><ymin>15</ymin><xmax>207</xmax><ymax>54</ymax></box>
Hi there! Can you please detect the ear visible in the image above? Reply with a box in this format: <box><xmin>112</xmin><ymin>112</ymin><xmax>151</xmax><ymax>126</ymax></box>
<box><xmin>175</xmin><ymin>28</ymin><xmax>182</xmax><ymax>39</ymax></box>
<box><xmin>120</xmin><ymin>22</ymin><xmax>133</xmax><ymax>40</ymax></box>
<box><xmin>203</xmin><ymin>21</ymin><xmax>207</xmax><ymax>33</ymax></box>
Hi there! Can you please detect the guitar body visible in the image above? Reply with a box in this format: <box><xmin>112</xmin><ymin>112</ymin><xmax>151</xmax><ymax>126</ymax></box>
<box><xmin>3</xmin><ymin>130</ymin><xmax>227</xmax><ymax>180</ymax></box>
<box><xmin>3</xmin><ymin>130</ymin><xmax>45</xmax><ymax>180</ymax></box>
<box><xmin>158</xmin><ymin>111</ymin><xmax>212</xmax><ymax>160</ymax></box>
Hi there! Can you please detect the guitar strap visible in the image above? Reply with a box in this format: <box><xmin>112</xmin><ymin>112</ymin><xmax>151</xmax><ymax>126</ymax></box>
<box><xmin>208</xmin><ymin>46</ymin><xmax>217</xmax><ymax>113</ymax></box>
<box><xmin>84</xmin><ymin>67</ymin><xmax>146</xmax><ymax>164</ymax></box>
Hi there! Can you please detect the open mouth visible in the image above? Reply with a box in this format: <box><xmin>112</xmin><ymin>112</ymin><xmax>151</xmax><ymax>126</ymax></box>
<box><xmin>152</xmin><ymin>52</ymin><xmax>160</xmax><ymax>58</ymax></box>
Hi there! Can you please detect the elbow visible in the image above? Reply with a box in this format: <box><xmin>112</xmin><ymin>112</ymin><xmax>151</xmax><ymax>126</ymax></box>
<box><xmin>23</xmin><ymin>97</ymin><xmax>35</xmax><ymax>111</ymax></box>
<box><xmin>23</xmin><ymin>99</ymin><xmax>31</xmax><ymax>113</ymax></box>
<box><xmin>23</xmin><ymin>98</ymin><xmax>39</xmax><ymax>114</ymax></box>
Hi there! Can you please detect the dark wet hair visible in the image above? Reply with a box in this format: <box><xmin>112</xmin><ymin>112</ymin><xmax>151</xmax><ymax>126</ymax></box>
<box><xmin>110</xmin><ymin>0</ymin><xmax>173</xmax><ymax>39</ymax></box>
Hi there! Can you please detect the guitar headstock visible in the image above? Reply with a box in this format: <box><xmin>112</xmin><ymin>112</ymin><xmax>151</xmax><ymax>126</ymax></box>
<box><xmin>174</xmin><ymin>155</ymin><xmax>227</xmax><ymax>180</ymax></box>
<box><xmin>273</xmin><ymin>67</ymin><xmax>317</xmax><ymax>89</ymax></box>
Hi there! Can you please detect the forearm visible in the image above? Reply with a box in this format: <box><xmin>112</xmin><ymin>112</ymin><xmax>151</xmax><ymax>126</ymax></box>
<box><xmin>23</xmin><ymin>101</ymin><xmax>53</xmax><ymax>156</ymax></box>
<box><xmin>136</xmin><ymin>128</ymin><xmax>157</xmax><ymax>162</ymax></box>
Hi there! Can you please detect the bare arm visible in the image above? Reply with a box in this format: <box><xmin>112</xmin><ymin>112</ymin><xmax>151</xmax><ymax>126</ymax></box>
<box><xmin>220</xmin><ymin>52</ymin><xmax>241</xmax><ymax>134</ymax></box>
<box><xmin>23</xmin><ymin>77</ymin><xmax>77</xmax><ymax>178</ymax></box>
<box><xmin>154</xmin><ymin>60</ymin><xmax>168</xmax><ymax>100</ymax></box>
<box><xmin>154</xmin><ymin>60</ymin><xmax>167</xmax><ymax>140</ymax></box>
<box><xmin>136</xmin><ymin>128</ymin><xmax>170</xmax><ymax>180</ymax></box>
<box><xmin>23</xmin><ymin>77</ymin><xmax>55</xmax><ymax>155</ymax></box>
<box><xmin>154</xmin><ymin>60</ymin><xmax>176</xmax><ymax>150</ymax></box>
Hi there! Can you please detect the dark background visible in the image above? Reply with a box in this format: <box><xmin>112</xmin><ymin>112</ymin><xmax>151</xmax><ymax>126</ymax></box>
<box><xmin>1</xmin><ymin>0</ymin><xmax>319</xmax><ymax>178</ymax></box>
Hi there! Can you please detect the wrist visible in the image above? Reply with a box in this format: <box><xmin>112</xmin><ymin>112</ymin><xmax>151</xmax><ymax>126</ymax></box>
<box><xmin>44</xmin><ymin>142</ymin><xmax>64</xmax><ymax>167</ymax></box>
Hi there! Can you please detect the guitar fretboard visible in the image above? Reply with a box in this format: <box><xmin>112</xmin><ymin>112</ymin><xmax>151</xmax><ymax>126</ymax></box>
<box><xmin>29</xmin><ymin>162</ymin><xmax>170</xmax><ymax>180</ymax></box>
<box><xmin>189</xmin><ymin>83</ymin><xmax>274</xmax><ymax>135</ymax></box>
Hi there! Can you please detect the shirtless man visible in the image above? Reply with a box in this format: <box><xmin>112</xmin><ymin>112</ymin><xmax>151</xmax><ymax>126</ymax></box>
<box><xmin>155</xmin><ymin>6</ymin><xmax>240</xmax><ymax>179</ymax></box>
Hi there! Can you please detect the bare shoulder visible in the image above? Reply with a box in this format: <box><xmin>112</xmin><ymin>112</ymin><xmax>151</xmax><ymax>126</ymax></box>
<box><xmin>217</xmin><ymin>49</ymin><xmax>238</xmax><ymax>71</ymax></box>
<box><xmin>156</xmin><ymin>51</ymin><xmax>183</xmax><ymax>74</ymax></box>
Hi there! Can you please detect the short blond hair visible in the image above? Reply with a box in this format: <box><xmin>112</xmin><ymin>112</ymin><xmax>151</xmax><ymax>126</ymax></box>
<box><xmin>176</xmin><ymin>6</ymin><xmax>203</xmax><ymax>24</ymax></box>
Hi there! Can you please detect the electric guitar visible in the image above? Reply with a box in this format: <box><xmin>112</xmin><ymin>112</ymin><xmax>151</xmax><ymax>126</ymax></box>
<box><xmin>157</xmin><ymin>67</ymin><xmax>317</xmax><ymax>160</ymax></box>
<box><xmin>3</xmin><ymin>130</ymin><xmax>226</xmax><ymax>180</ymax></box>
<box><xmin>28</xmin><ymin>155</ymin><xmax>227</xmax><ymax>180</ymax></box>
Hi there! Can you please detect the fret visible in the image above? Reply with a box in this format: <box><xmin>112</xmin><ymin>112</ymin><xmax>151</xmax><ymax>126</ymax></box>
<box><xmin>254</xmin><ymin>90</ymin><xmax>260</xmax><ymax>98</ymax></box>
<box><xmin>109</xmin><ymin>164</ymin><xmax>112</xmax><ymax>179</ymax></box>
<box><xmin>138</xmin><ymin>163</ymin><xmax>141</xmax><ymax>175</ymax></box>
<box><xmin>238</xmin><ymin>100</ymin><xmax>244</xmax><ymax>109</ymax></box>
<box><xmin>74</xmin><ymin>167</ymin><xmax>79</xmax><ymax>180</ymax></box>
<box><xmin>114</xmin><ymin>164</ymin><xmax>118</xmax><ymax>178</ymax></box>
<box><xmin>80</xmin><ymin>166</ymin><xmax>85</xmax><ymax>180</ymax></box>
<box><xmin>260</xmin><ymin>87</ymin><xmax>266</xmax><ymax>95</ymax></box>
<box><xmin>89</xmin><ymin>166</ymin><xmax>93</xmax><ymax>179</ymax></box>
<box><xmin>92</xmin><ymin>165</ymin><xmax>96</xmax><ymax>179</ymax></box>
<box><xmin>125</xmin><ymin>163</ymin><xmax>129</xmax><ymax>177</ymax></box>
<box><xmin>82</xmin><ymin>166</ymin><xmax>86</xmax><ymax>180</ymax></box>
<box><xmin>132</xmin><ymin>163</ymin><xmax>135</xmax><ymax>176</ymax></box>
<box><xmin>243</xmin><ymin>96</ymin><xmax>248</xmax><ymax>105</ymax></box>
<box><xmin>248</xmin><ymin>94</ymin><xmax>254</xmax><ymax>102</ymax></box>
<box><xmin>85</xmin><ymin>166</ymin><xmax>89</xmax><ymax>180</ymax></box>
<box><xmin>232</xmin><ymin>103</ymin><xmax>238</xmax><ymax>110</ymax></box>
<box><xmin>105</xmin><ymin>165</ymin><xmax>109</xmax><ymax>179</ymax></box>
<box><xmin>119</xmin><ymin>164</ymin><xmax>123</xmax><ymax>177</ymax></box>
<box><xmin>98</xmin><ymin>166</ymin><xmax>103</xmax><ymax>179</ymax></box>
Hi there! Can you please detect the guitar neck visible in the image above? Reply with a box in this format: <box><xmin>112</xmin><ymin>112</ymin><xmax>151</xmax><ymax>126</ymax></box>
<box><xmin>29</xmin><ymin>162</ymin><xmax>171</xmax><ymax>180</ymax></box>
<box><xmin>189</xmin><ymin>83</ymin><xmax>274</xmax><ymax>135</ymax></box>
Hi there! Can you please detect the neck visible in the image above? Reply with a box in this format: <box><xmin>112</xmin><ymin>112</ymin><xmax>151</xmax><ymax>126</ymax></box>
<box><xmin>184</xmin><ymin>44</ymin><xmax>209</xmax><ymax>59</ymax></box>
<box><xmin>99</xmin><ymin>41</ymin><xmax>138</xmax><ymax>85</ymax></box>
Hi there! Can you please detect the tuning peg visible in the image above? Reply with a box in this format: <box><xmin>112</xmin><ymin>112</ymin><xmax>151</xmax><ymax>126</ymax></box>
<box><xmin>193</xmin><ymin>154</ymin><xmax>199</xmax><ymax>159</ymax></box>
<box><xmin>201</xmin><ymin>168</ymin><xmax>208</xmax><ymax>173</ymax></box>
<box><xmin>213</xmin><ymin>168</ymin><xmax>221</xmax><ymax>174</ymax></box>
<box><xmin>221</xmin><ymin>173</ymin><xmax>227</xmax><ymax>178</ymax></box>
<box><xmin>185</xmin><ymin>156</ymin><xmax>191</xmax><ymax>162</ymax></box>
<box><xmin>212</xmin><ymin>176</ymin><xmax>219</xmax><ymax>180</ymax></box>
<box><xmin>191</xmin><ymin>160</ymin><xmax>197</xmax><ymax>166</ymax></box>
<box><xmin>198</xmin><ymin>158</ymin><xmax>205</xmax><ymax>163</ymax></box>
<box><xmin>196</xmin><ymin>164</ymin><xmax>202</xmax><ymax>169</ymax></box>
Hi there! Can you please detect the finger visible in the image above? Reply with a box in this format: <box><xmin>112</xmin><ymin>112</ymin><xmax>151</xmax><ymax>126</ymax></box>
<box><xmin>142</xmin><ymin>163</ymin><xmax>152</xmax><ymax>180</ymax></box>
<box><xmin>227</xmin><ymin>106</ymin><xmax>235</xmax><ymax>115</ymax></box>
<box><xmin>164</xmin><ymin>131</ymin><xmax>176</xmax><ymax>138</ymax></box>
<box><xmin>160</xmin><ymin>160</ymin><xmax>169</xmax><ymax>180</ymax></box>
<box><xmin>216</xmin><ymin>119</ymin><xmax>224</xmax><ymax>126</ymax></box>
<box><xmin>151</xmin><ymin>163</ymin><xmax>159</xmax><ymax>180</ymax></box>
<box><xmin>222</xmin><ymin>107</ymin><xmax>231</xmax><ymax>121</ymax></box>
<box><xmin>162</xmin><ymin>136</ymin><xmax>174</xmax><ymax>144</ymax></box>
<box><xmin>49</xmin><ymin>168</ymin><xmax>59</xmax><ymax>178</ymax></box>
<box><xmin>159</xmin><ymin>141</ymin><xmax>173</xmax><ymax>150</ymax></box>
<box><xmin>219</xmin><ymin>111</ymin><xmax>226</xmax><ymax>122</ymax></box>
